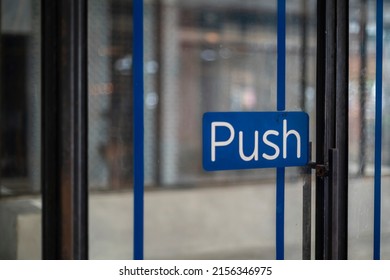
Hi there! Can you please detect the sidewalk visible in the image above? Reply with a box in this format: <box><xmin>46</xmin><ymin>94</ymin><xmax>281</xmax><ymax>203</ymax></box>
<box><xmin>1</xmin><ymin>176</ymin><xmax>390</xmax><ymax>259</ymax></box>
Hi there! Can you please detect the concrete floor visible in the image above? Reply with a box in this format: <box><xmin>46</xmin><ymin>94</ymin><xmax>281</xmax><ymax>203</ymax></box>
<box><xmin>1</xmin><ymin>176</ymin><xmax>390</xmax><ymax>259</ymax></box>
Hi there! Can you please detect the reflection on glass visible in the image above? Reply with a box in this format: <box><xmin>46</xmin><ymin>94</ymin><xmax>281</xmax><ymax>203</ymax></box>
<box><xmin>0</xmin><ymin>0</ymin><xmax>388</xmax><ymax>260</ymax></box>
<box><xmin>88</xmin><ymin>0</ymin><xmax>134</xmax><ymax>259</ymax></box>
<box><xmin>88</xmin><ymin>0</ymin><xmax>390</xmax><ymax>260</ymax></box>
<box><xmin>142</xmin><ymin>0</ymin><xmax>316</xmax><ymax>260</ymax></box>
<box><xmin>0</xmin><ymin>0</ymin><xmax>41</xmax><ymax>259</ymax></box>
<box><xmin>348</xmin><ymin>0</ymin><xmax>390</xmax><ymax>260</ymax></box>
<box><xmin>87</xmin><ymin>0</ymin><xmax>318</xmax><ymax>260</ymax></box>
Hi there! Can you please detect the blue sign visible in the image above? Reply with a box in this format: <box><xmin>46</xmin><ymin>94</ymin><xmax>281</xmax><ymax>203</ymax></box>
<box><xmin>203</xmin><ymin>111</ymin><xmax>309</xmax><ymax>171</ymax></box>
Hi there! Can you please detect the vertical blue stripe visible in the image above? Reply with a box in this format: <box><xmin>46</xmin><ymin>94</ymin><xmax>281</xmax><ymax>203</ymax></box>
<box><xmin>277</xmin><ymin>0</ymin><xmax>286</xmax><ymax>111</ymax></box>
<box><xmin>374</xmin><ymin>0</ymin><xmax>383</xmax><ymax>261</ymax></box>
<box><xmin>276</xmin><ymin>167</ymin><xmax>285</xmax><ymax>259</ymax></box>
<box><xmin>276</xmin><ymin>0</ymin><xmax>286</xmax><ymax>260</ymax></box>
<box><xmin>133</xmin><ymin>0</ymin><xmax>144</xmax><ymax>260</ymax></box>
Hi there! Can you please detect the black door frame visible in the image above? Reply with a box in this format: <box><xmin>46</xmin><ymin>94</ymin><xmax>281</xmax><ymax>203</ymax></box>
<box><xmin>315</xmin><ymin>0</ymin><xmax>349</xmax><ymax>260</ymax></box>
<box><xmin>42</xmin><ymin>0</ymin><xmax>89</xmax><ymax>260</ymax></box>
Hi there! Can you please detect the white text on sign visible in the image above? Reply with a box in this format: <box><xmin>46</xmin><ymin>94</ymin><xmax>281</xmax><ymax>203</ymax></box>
<box><xmin>211</xmin><ymin>119</ymin><xmax>301</xmax><ymax>162</ymax></box>
<box><xmin>203</xmin><ymin>112</ymin><xmax>309</xmax><ymax>171</ymax></box>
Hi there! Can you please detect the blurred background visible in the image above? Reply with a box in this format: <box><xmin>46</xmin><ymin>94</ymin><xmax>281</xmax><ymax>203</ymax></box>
<box><xmin>1</xmin><ymin>0</ymin><xmax>390</xmax><ymax>260</ymax></box>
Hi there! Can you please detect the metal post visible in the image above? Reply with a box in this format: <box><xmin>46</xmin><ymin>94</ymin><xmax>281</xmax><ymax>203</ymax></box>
<box><xmin>315</xmin><ymin>0</ymin><xmax>348</xmax><ymax>260</ymax></box>
<box><xmin>329</xmin><ymin>148</ymin><xmax>340</xmax><ymax>259</ymax></box>
<box><xmin>334</xmin><ymin>0</ymin><xmax>349</xmax><ymax>260</ymax></box>
<box><xmin>0</xmin><ymin>1</ymin><xmax>2</xmax><ymax>198</ymax></box>
<box><xmin>315</xmin><ymin>0</ymin><xmax>334</xmax><ymax>260</ymax></box>
<box><xmin>42</xmin><ymin>0</ymin><xmax>88</xmax><ymax>260</ymax></box>
<box><xmin>302</xmin><ymin>143</ymin><xmax>312</xmax><ymax>260</ymax></box>
<box><xmin>315</xmin><ymin>0</ymin><xmax>325</xmax><ymax>259</ymax></box>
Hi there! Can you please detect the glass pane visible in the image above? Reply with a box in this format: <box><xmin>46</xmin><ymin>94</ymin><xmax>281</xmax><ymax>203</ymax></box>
<box><xmin>348</xmin><ymin>0</ymin><xmax>390</xmax><ymax>260</ymax></box>
<box><xmin>144</xmin><ymin>0</ymin><xmax>316</xmax><ymax>260</ymax></box>
<box><xmin>88</xmin><ymin>0</ymin><xmax>134</xmax><ymax>259</ymax></box>
<box><xmin>0</xmin><ymin>0</ymin><xmax>41</xmax><ymax>259</ymax></box>
<box><xmin>381</xmin><ymin>0</ymin><xmax>390</xmax><ymax>260</ymax></box>
<box><xmin>348</xmin><ymin>0</ymin><xmax>376</xmax><ymax>260</ymax></box>
<box><xmin>284</xmin><ymin>0</ymin><xmax>316</xmax><ymax>259</ymax></box>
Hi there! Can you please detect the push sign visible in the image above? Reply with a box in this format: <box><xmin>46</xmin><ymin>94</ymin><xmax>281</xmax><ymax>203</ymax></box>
<box><xmin>202</xmin><ymin>111</ymin><xmax>309</xmax><ymax>171</ymax></box>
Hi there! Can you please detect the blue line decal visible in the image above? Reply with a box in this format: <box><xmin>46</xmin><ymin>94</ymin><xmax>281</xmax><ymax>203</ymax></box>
<box><xmin>276</xmin><ymin>0</ymin><xmax>286</xmax><ymax>260</ymax></box>
<box><xmin>277</xmin><ymin>0</ymin><xmax>286</xmax><ymax>111</ymax></box>
<box><xmin>133</xmin><ymin>0</ymin><xmax>145</xmax><ymax>260</ymax></box>
<box><xmin>374</xmin><ymin>0</ymin><xmax>383</xmax><ymax>261</ymax></box>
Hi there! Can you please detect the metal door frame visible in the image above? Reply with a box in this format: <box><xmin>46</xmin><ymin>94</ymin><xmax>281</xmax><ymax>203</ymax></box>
<box><xmin>315</xmin><ymin>0</ymin><xmax>349</xmax><ymax>260</ymax></box>
<box><xmin>42</xmin><ymin>0</ymin><xmax>89</xmax><ymax>260</ymax></box>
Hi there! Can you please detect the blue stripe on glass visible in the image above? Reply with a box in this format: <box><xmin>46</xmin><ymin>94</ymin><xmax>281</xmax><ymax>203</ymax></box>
<box><xmin>277</xmin><ymin>0</ymin><xmax>286</xmax><ymax>111</ymax></box>
<box><xmin>133</xmin><ymin>0</ymin><xmax>145</xmax><ymax>260</ymax></box>
<box><xmin>276</xmin><ymin>167</ymin><xmax>285</xmax><ymax>259</ymax></box>
<box><xmin>374</xmin><ymin>0</ymin><xmax>383</xmax><ymax>261</ymax></box>
<box><xmin>276</xmin><ymin>0</ymin><xmax>286</xmax><ymax>260</ymax></box>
